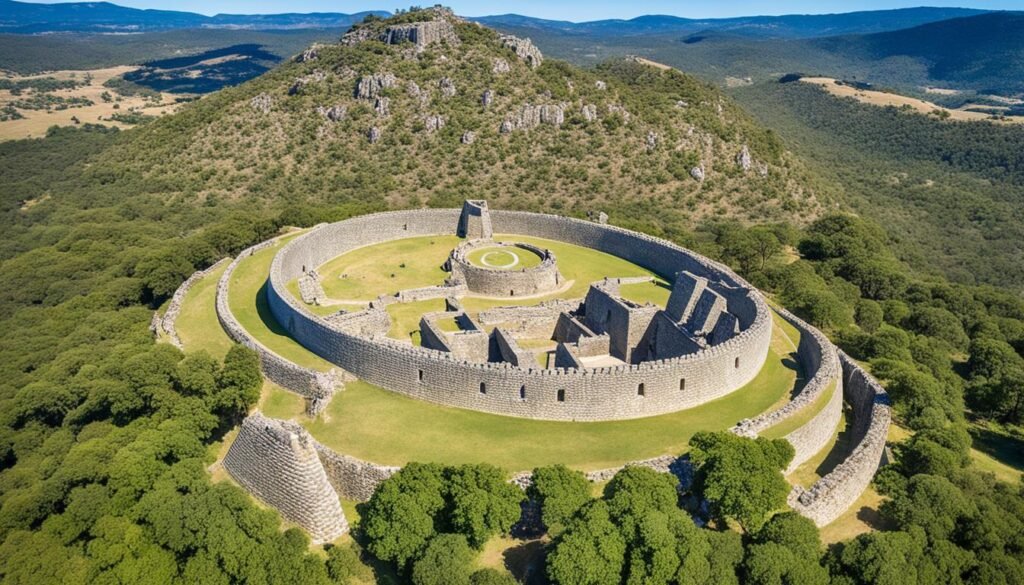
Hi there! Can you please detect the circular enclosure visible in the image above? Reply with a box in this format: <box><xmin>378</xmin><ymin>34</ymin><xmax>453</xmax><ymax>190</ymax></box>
<box><xmin>450</xmin><ymin>240</ymin><xmax>560</xmax><ymax>297</ymax></box>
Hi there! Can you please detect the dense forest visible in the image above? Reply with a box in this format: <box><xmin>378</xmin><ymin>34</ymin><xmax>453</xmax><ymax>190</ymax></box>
<box><xmin>1</xmin><ymin>9</ymin><xmax>1023</xmax><ymax>584</ymax></box>
<box><xmin>730</xmin><ymin>80</ymin><xmax>1024</xmax><ymax>293</ymax></box>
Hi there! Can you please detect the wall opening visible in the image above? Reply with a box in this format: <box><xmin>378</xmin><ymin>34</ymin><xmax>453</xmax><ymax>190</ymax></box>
<box><xmin>403</xmin><ymin>223</ymin><xmax>408</xmax><ymax>231</ymax></box>
<box><xmin>606</xmin><ymin>309</ymin><xmax>612</xmax><ymax>323</ymax></box>
<box><xmin>735</xmin><ymin>357</ymin><xmax>740</xmax><ymax>369</ymax></box>
<box><xmin>479</xmin><ymin>382</ymin><xmax>487</xmax><ymax>395</ymax></box>
<box><xmin>557</xmin><ymin>389</ymin><xmax>565</xmax><ymax>402</ymax></box>
<box><xmin>418</xmin><ymin>369</ymin><xmax>424</xmax><ymax>382</ymax></box>
<box><xmin>679</xmin><ymin>378</ymin><xmax>686</xmax><ymax>391</ymax></box>
<box><xmin>510</xmin><ymin>290</ymin><xmax>514</xmax><ymax>296</ymax></box>
<box><xmin>637</xmin><ymin>383</ymin><xmax>645</xmax><ymax>397</ymax></box>
<box><xmin>519</xmin><ymin>385</ymin><xmax>526</xmax><ymax>400</ymax></box>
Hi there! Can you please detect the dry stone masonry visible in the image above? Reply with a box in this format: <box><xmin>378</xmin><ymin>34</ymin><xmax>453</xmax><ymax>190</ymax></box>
<box><xmin>160</xmin><ymin>258</ymin><xmax>230</xmax><ymax>348</ymax></box>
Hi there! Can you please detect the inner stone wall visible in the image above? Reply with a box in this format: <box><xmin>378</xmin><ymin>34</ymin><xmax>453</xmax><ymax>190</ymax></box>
<box><xmin>265</xmin><ymin>208</ymin><xmax>773</xmax><ymax>422</ymax></box>
<box><xmin>449</xmin><ymin>241</ymin><xmax>561</xmax><ymax>297</ymax></box>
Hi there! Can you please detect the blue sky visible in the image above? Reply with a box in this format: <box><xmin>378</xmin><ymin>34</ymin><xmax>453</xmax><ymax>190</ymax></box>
<box><xmin>25</xmin><ymin>0</ymin><xmax>1024</xmax><ymax>19</ymax></box>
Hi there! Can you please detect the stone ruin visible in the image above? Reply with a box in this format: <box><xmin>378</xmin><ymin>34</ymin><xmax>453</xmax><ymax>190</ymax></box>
<box><xmin>341</xmin><ymin>7</ymin><xmax>461</xmax><ymax>51</ymax></box>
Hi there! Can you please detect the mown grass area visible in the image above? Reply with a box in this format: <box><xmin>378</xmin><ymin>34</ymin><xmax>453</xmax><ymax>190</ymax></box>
<box><xmin>317</xmin><ymin>236</ymin><xmax>460</xmax><ymax>300</ymax></box>
<box><xmin>293</xmin><ymin>316</ymin><xmax>797</xmax><ymax>472</ymax></box>
<box><xmin>467</xmin><ymin>245</ymin><xmax>543</xmax><ymax>271</ymax></box>
<box><xmin>761</xmin><ymin>379</ymin><xmax>838</xmax><ymax>440</ymax></box>
<box><xmin>226</xmin><ymin>231</ymin><xmax>334</xmax><ymax>372</ymax></box>
<box><xmin>386</xmin><ymin>298</ymin><xmax>448</xmax><ymax>343</ymax></box>
<box><xmin>786</xmin><ymin>409</ymin><xmax>850</xmax><ymax>488</ymax></box>
<box><xmin>173</xmin><ymin>261</ymin><xmax>233</xmax><ymax>359</ymax></box>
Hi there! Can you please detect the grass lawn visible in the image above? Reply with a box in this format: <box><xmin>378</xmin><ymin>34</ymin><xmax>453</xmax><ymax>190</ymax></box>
<box><xmin>317</xmin><ymin>236</ymin><xmax>460</xmax><ymax>300</ymax></box>
<box><xmin>787</xmin><ymin>409</ymin><xmax>850</xmax><ymax>487</ymax></box>
<box><xmin>467</xmin><ymin>245</ymin><xmax>543</xmax><ymax>270</ymax></box>
<box><xmin>819</xmin><ymin>486</ymin><xmax>890</xmax><ymax>545</ymax></box>
<box><xmin>292</xmin><ymin>315</ymin><xmax>797</xmax><ymax>472</ymax></box>
<box><xmin>968</xmin><ymin>421</ymin><xmax>1023</xmax><ymax>484</ymax></box>
<box><xmin>761</xmin><ymin>379</ymin><xmax>838</xmax><ymax>440</ymax></box>
<box><xmin>174</xmin><ymin>261</ymin><xmax>233</xmax><ymax>360</ymax></box>
<box><xmin>226</xmin><ymin>231</ymin><xmax>334</xmax><ymax>372</ymax></box>
<box><xmin>386</xmin><ymin>299</ymin><xmax>448</xmax><ymax>343</ymax></box>
<box><xmin>618</xmin><ymin>280</ymin><xmax>672</xmax><ymax>308</ymax></box>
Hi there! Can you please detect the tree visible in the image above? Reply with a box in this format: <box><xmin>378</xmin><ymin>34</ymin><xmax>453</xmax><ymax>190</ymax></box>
<box><xmin>966</xmin><ymin>338</ymin><xmax>1024</xmax><ymax>422</ymax></box>
<box><xmin>882</xmin><ymin>475</ymin><xmax>976</xmax><ymax>543</ymax></box>
<box><xmin>213</xmin><ymin>345</ymin><xmax>262</xmax><ymax>417</ymax></box>
<box><xmin>362</xmin><ymin>463</ymin><xmax>446</xmax><ymax>569</ymax></box>
<box><xmin>547</xmin><ymin>502</ymin><xmax>627</xmax><ymax>585</ymax></box>
<box><xmin>470</xmin><ymin>568</ymin><xmax>518</xmax><ymax>585</ymax></box>
<box><xmin>528</xmin><ymin>464</ymin><xmax>591</xmax><ymax>535</ymax></box>
<box><xmin>855</xmin><ymin>299</ymin><xmax>884</xmax><ymax>333</ymax></box>
<box><xmin>689</xmin><ymin>432</ymin><xmax>794</xmax><ymax>532</ymax></box>
<box><xmin>412</xmin><ymin>534</ymin><xmax>474</xmax><ymax>585</ymax></box>
<box><xmin>743</xmin><ymin>512</ymin><xmax>828</xmax><ymax>585</ymax></box>
<box><xmin>445</xmin><ymin>464</ymin><xmax>525</xmax><ymax>548</ymax></box>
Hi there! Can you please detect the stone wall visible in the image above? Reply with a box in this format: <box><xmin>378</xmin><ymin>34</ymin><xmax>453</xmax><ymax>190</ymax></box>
<box><xmin>223</xmin><ymin>413</ymin><xmax>348</xmax><ymax>542</ymax></box>
<box><xmin>215</xmin><ymin>241</ymin><xmax>339</xmax><ymax>400</ymax></box>
<box><xmin>457</xmin><ymin>199</ymin><xmax>493</xmax><ymax>239</ymax></box>
<box><xmin>314</xmin><ymin>443</ymin><xmax>400</xmax><ymax>502</ymax></box>
<box><xmin>731</xmin><ymin>306</ymin><xmax>843</xmax><ymax>472</ymax></box>
<box><xmin>260</xmin><ymin>207</ymin><xmax>773</xmax><ymax>422</ymax></box>
<box><xmin>160</xmin><ymin>257</ymin><xmax>231</xmax><ymax>348</ymax></box>
<box><xmin>582</xmin><ymin>282</ymin><xmax>660</xmax><ymax>364</ymax></box>
<box><xmin>480</xmin><ymin>299</ymin><xmax>578</xmax><ymax>338</ymax></box>
<box><xmin>788</xmin><ymin>353</ymin><xmax>891</xmax><ymax>526</ymax></box>
<box><xmin>493</xmin><ymin>327</ymin><xmax>539</xmax><ymax>368</ymax></box>
<box><xmin>449</xmin><ymin>240</ymin><xmax>561</xmax><ymax>298</ymax></box>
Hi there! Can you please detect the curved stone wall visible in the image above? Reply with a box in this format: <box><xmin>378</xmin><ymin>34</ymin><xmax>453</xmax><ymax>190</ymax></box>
<box><xmin>732</xmin><ymin>306</ymin><xmax>844</xmax><ymax>472</ymax></box>
<box><xmin>264</xmin><ymin>208</ymin><xmax>773</xmax><ymax>422</ymax></box>
<box><xmin>161</xmin><ymin>257</ymin><xmax>231</xmax><ymax>348</ymax></box>
<box><xmin>449</xmin><ymin>240</ymin><xmax>561</xmax><ymax>297</ymax></box>
<box><xmin>223</xmin><ymin>413</ymin><xmax>348</xmax><ymax>542</ymax></box>
<box><xmin>215</xmin><ymin>240</ymin><xmax>339</xmax><ymax>400</ymax></box>
<box><xmin>788</xmin><ymin>352</ymin><xmax>891</xmax><ymax>526</ymax></box>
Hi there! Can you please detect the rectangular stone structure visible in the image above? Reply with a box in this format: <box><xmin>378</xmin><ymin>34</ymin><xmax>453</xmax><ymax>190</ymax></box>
<box><xmin>665</xmin><ymin>270</ymin><xmax>707</xmax><ymax>324</ymax></box>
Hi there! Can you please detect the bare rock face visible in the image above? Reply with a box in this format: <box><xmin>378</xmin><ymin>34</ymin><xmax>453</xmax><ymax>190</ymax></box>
<box><xmin>316</xmin><ymin>105</ymin><xmax>347</xmax><ymax>122</ymax></box>
<box><xmin>424</xmin><ymin>115</ymin><xmax>446</xmax><ymax>133</ymax></box>
<box><xmin>374</xmin><ymin>97</ymin><xmax>390</xmax><ymax>117</ymax></box>
<box><xmin>499</xmin><ymin>120</ymin><xmax>514</xmax><ymax>134</ymax></box>
<box><xmin>598</xmin><ymin>211</ymin><xmax>609</xmax><ymax>224</ymax></box>
<box><xmin>676</xmin><ymin>100</ymin><xmax>689</xmax><ymax>108</ymax></box>
<box><xmin>691</xmin><ymin>165</ymin><xmax>706</xmax><ymax>182</ymax></box>
<box><xmin>581</xmin><ymin>104</ymin><xmax>598</xmax><ymax>122</ymax></box>
<box><xmin>646</xmin><ymin>131</ymin><xmax>659</xmax><ymax>152</ymax></box>
<box><xmin>295</xmin><ymin>45</ymin><xmax>322</xmax><ymax>63</ymax></box>
<box><xmin>481</xmin><ymin>89</ymin><xmax>494</xmax><ymax>108</ymax></box>
<box><xmin>289</xmin><ymin>69</ymin><xmax>326</xmax><ymax>95</ymax></box>
<box><xmin>368</xmin><ymin>127</ymin><xmax>382</xmax><ymax>143</ymax></box>
<box><xmin>492</xmin><ymin>58</ymin><xmax>511</xmax><ymax>75</ymax></box>
<box><xmin>461</xmin><ymin>131</ymin><xmax>476</xmax><ymax>144</ymax></box>
<box><xmin>439</xmin><ymin>77</ymin><xmax>456</xmax><ymax>98</ymax></box>
<box><xmin>595</xmin><ymin>80</ymin><xmax>607</xmax><ymax>91</ymax></box>
<box><xmin>500</xmin><ymin>34</ymin><xmax>543</xmax><ymax>69</ymax></box>
<box><xmin>250</xmin><ymin>93</ymin><xmax>273</xmax><ymax>114</ymax></box>
<box><xmin>341</xmin><ymin>8</ymin><xmax>461</xmax><ymax>50</ymax></box>
<box><xmin>736</xmin><ymin>146</ymin><xmax>753</xmax><ymax>172</ymax></box>
<box><xmin>502</xmin><ymin>103</ymin><xmax>565</xmax><ymax>132</ymax></box>
<box><xmin>355</xmin><ymin>73</ymin><xmax>397</xmax><ymax>100</ymax></box>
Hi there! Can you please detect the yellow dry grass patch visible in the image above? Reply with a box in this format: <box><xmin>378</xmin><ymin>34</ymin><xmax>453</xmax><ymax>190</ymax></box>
<box><xmin>0</xmin><ymin>66</ymin><xmax>181</xmax><ymax>141</ymax></box>
<box><xmin>801</xmin><ymin>77</ymin><xmax>1024</xmax><ymax>124</ymax></box>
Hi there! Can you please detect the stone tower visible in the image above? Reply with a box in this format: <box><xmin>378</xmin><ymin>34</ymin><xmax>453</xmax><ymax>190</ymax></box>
<box><xmin>224</xmin><ymin>412</ymin><xmax>348</xmax><ymax>543</ymax></box>
<box><xmin>458</xmin><ymin>199</ymin><xmax>493</xmax><ymax>240</ymax></box>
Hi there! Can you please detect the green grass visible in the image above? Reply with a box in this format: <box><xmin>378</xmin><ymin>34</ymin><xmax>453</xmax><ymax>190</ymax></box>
<box><xmin>386</xmin><ymin>299</ymin><xmax>448</xmax><ymax>343</ymax></box>
<box><xmin>618</xmin><ymin>280</ymin><xmax>671</xmax><ymax>308</ymax></box>
<box><xmin>226</xmin><ymin>231</ymin><xmax>334</xmax><ymax>372</ymax></box>
<box><xmin>173</xmin><ymin>261</ymin><xmax>233</xmax><ymax>359</ymax></box>
<box><xmin>761</xmin><ymin>379</ymin><xmax>838</xmax><ymax>440</ymax></box>
<box><xmin>787</xmin><ymin>409</ymin><xmax>849</xmax><ymax>487</ymax></box>
<box><xmin>260</xmin><ymin>381</ymin><xmax>307</xmax><ymax>420</ymax></box>
<box><xmin>466</xmin><ymin>245</ymin><xmax>543</xmax><ymax>270</ymax></box>
<box><xmin>300</xmin><ymin>316</ymin><xmax>797</xmax><ymax>471</ymax></box>
<box><xmin>435</xmin><ymin>317</ymin><xmax>462</xmax><ymax>333</ymax></box>
<box><xmin>317</xmin><ymin>236</ymin><xmax>460</xmax><ymax>300</ymax></box>
<box><xmin>968</xmin><ymin>421</ymin><xmax>1023</xmax><ymax>485</ymax></box>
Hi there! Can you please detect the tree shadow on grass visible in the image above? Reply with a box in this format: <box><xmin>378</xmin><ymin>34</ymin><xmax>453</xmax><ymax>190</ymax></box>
<box><xmin>970</xmin><ymin>422</ymin><xmax>1024</xmax><ymax>472</ymax></box>
<box><xmin>503</xmin><ymin>539</ymin><xmax>549</xmax><ymax>585</ymax></box>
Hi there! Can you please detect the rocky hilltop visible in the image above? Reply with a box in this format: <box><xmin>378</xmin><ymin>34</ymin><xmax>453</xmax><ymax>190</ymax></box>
<box><xmin>100</xmin><ymin>7</ymin><xmax>825</xmax><ymax>225</ymax></box>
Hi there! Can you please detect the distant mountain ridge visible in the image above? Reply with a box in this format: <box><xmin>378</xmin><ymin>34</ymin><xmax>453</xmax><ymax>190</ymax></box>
<box><xmin>0</xmin><ymin>1</ymin><xmax>988</xmax><ymax>35</ymax></box>
<box><xmin>0</xmin><ymin>0</ymin><xmax>387</xmax><ymax>32</ymax></box>
<box><xmin>473</xmin><ymin>7</ymin><xmax>989</xmax><ymax>39</ymax></box>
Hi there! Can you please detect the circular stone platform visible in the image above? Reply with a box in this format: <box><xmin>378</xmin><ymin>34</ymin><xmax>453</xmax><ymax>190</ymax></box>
<box><xmin>467</xmin><ymin>244</ymin><xmax>543</xmax><ymax>270</ymax></box>
<box><xmin>449</xmin><ymin>240</ymin><xmax>561</xmax><ymax>297</ymax></box>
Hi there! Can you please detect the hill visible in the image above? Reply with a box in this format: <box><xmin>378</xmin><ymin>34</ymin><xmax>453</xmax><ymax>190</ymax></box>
<box><xmin>80</xmin><ymin>8</ymin><xmax>824</xmax><ymax>229</ymax></box>
<box><xmin>500</xmin><ymin>11</ymin><xmax>1024</xmax><ymax>95</ymax></box>
<box><xmin>0</xmin><ymin>0</ymin><xmax>385</xmax><ymax>32</ymax></box>
<box><xmin>474</xmin><ymin>7</ymin><xmax>987</xmax><ymax>39</ymax></box>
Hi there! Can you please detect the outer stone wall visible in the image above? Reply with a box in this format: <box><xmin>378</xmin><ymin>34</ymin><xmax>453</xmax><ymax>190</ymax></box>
<box><xmin>223</xmin><ymin>413</ymin><xmax>348</xmax><ymax>542</ymax></box>
<box><xmin>732</xmin><ymin>306</ymin><xmax>844</xmax><ymax>472</ymax></box>
<box><xmin>160</xmin><ymin>257</ymin><xmax>231</xmax><ymax>348</ymax></box>
<box><xmin>264</xmin><ymin>208</ymin><xmax>773</xmax><ymax>422</ymax></box>
<box><xmin>788</xmin><ymin>353</ymin><xmax>891</xmax><ymax>526</ymax></box>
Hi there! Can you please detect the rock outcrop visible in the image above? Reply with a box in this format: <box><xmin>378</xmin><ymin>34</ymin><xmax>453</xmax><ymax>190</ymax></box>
<box><xmin>316</xmin><ymin>105</ymin><xmax>347</xmax><ymax>122</ymax></box>
<box><xmin>295</xmin><ymin>45</ymin><xmax>322</xmax><ymax>63</ymax></box>
<box><xmin>355</xmin><ymin>73</ymin><xmax>397</xmax><ymax>100</ymax></box>
<box><xmin>500</xmin><ymin>34</ymin><xmax>543</xmax><ymax>68</ymax></box>
<box><xmin>501</xmin><ymin>103</ymin><xmax>565</xmax><ymax>132</ymax></box>
<box><xmin>439</xmin><ymin>77</ymin><xmax>456</xmax><ymax>98</ymax></box>
<box><xmin>374</xmin><ymin>96</ymin><xmax>390</xmax><ymax>117</ymax></box>
<box><xmin>581</xmin><ymin>104</ymin><xmax>598</xmax><ymax>122</ymax></box>
<box><xmin>492</xmin><ymin>58</ymin><xmax>511</xmax><ymax>74</ymax></box>
<box><xmin>646</xmin><ymin>131</ymin><xmax>659</xmax><ymax>151</ymax></box>
<box><xmin>481</xmin><ymin>89</ymin><xmax>494</xmax><ymax>108</ymax></box>
<box><xmin>691</xmin><ymin>165</ymin><xmax>706</xmax><ymax>182</ymax></box>
<box><xmin>341</xmin><ymin>8</ymin><xmax>461</xmax><ymax>51</ymax></box>
<box><xmin>737</xmin><ymin>146</ymin><xmax>753</xmax><ymax>172</ymax></box>
<box><xmin>367</xmin><ymin>126</ymin><xmax>382</xmax><ymax>143</ymax></box>
<box><xmin>424</xmin><ymin>115</ymin><xmax>446</xmax><ymax>133</ymax></box>
<box><xmin>461</xmin><ymin>131</ymin><xmax>476</xmax><ymax>144</ymax></box>
<box><xmin>289</xmin><ymin>70</ymin><xmax>326</xmax><ymax>95</ymax></box>
<box><xmin>249</xmin><ymin>93</ymin><xmax>272</xmax><ymax>114</ymax></box>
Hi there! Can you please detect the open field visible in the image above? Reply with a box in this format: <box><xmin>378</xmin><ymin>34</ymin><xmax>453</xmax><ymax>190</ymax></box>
<box><xmin>0</xmin><ymin>66</ymin><xmax>181</xmax><ymax>140</ymax></box>
<box><xmin>317</xmin><ymin>236</ymin><xmax>459</xmax><ymax>301</ymax></box>
<box><xmin>262</xmin><ymin>315</ymin><xmax>799</xmax><ymax>472</ymax></box>
<box><xmin>800</xmin><ymin>77</ymin><xmax>1024</xmax><ymax>124</ymax></box>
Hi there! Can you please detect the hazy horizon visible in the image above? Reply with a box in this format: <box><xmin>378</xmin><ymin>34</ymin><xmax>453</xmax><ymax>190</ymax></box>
<box><xmin>10</xmin><ymin>0</ymin><xmax>1022</xmax><ymax>21</ymax></box>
